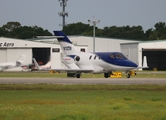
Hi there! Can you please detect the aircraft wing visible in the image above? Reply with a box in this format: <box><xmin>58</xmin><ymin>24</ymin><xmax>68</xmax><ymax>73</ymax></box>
<box><xmin>0</xmin><ymin>65</ymin><xmax>12</xmax><ymax>70</ymax></box>
<box><xmin>32</xmin><ymin>58</ymin><xmax>94</xmax><ymax>73</ymax></box>
<box><xmin>38</xmin><ymin>68</ymin><xmax>94</xmax><ymax>73</ymax></box>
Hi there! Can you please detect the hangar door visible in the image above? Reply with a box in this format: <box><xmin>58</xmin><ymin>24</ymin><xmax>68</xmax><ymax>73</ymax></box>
<box><xmin>7</xmin><ymin>48</ymin><xmax>32</xmax><ymax>64</ymax></box>
<box><xmin>142</xmin><ymin>49</ymin><xmax>166</xmax><ymax>70</ymax></box>
<box><xmin>0</xmin><ymin>49</ymin><xmax>7</xmax><ymax>62</ymax></box>
<box><xmin>0</xmin><ymin>48</ymin><xmax>32</xmax><ymax>64</ymax></box>
<box><xmin>32</xmin><ymin>48</ymin><xmax>50</xmax><ymax>65</ymax></box>
<box><xmin>121</xmin><ymin>43</ymin><xmax>138</xmax><ymax>64</ymax></box>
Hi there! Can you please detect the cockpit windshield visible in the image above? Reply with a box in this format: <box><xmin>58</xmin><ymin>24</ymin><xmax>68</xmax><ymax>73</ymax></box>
<box><xmin>109</xmin><ymin>53</ymin><xmax>127</xmax><ymax>59</ymax></box>
<box><xmin>116</xmin><ymin>53</ymin><xmax>124</xmax><ymax>59</ymax></box>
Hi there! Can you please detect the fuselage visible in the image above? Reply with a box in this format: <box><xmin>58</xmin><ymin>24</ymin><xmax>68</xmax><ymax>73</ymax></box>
<box><xmin>64</xmin><ymin>52</ymin><xmax>138</xmax><ymax>73</ymax></box>
<box><xmin>0</xmin><ymin>62</ymin><xmax>17</xmax><ymax>70</ymax></box>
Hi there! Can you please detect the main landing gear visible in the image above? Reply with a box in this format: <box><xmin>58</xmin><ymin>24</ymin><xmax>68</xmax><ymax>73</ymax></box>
<box><xmin>67</xmin><ymin>73</ymin><xmax>81</xmax><ymax>78</ymax></box>
<box><xmin>75</xmin><ymin>73</ymin><xmax>81</xmax><ymax>78</ymax></box>
<box><xmin>104</xmin><ymin>72</ymin><xmax>113</xmax><ymax>78</ymax></box>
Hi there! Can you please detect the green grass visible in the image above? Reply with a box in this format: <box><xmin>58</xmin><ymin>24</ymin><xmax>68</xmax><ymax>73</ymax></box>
<box><xmin>0</xmin><ymin>84</ymin><xmax>166</xmax><ymax>120</ymax></box>
<box><xmin>0</xmin><ymin>71</ymin><xmax>166</xmax><ymax>78</ymax></box>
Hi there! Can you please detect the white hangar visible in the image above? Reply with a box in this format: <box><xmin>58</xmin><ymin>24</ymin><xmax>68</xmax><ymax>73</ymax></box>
<box><xmin>1</xmin><ymin>35</ymin><xmax>165</xmax><ymax>71</ymax></box>
<box><xmin>68</xmin><ymin>36</ymin><xmax>139</xmax><ymax>52</ymax></box>
<box><xmin>121</xmin><ymin>40</ymin><xmax>166</xmax><ymax>70</ymax></box>
<box><xmin>0</xmin><ymin>37</ymin><xmax>87</xmax><ymax>71</ymax></box>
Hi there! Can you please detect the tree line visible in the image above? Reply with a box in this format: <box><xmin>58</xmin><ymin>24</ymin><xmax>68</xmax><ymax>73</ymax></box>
<box><xmin>0</xmin><ymin>22</ymin><xmax>52</xmax><ymax>39</ymax></box>
<box><xmin>0</xmin><ymin>21</ymin><xmax>166</xmax><ymax>40</ymax></box>
<box><xmin>63</xmin><ymin>22</ymin><xmax>166</xmax><ymax>40</ymax></box>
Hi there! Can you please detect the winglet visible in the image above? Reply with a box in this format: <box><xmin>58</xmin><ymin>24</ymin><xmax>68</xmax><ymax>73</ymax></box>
<box><xmin>33</xmin><ymin>58</ymin><xmax>41</xmax><ymax>70</ymax></box>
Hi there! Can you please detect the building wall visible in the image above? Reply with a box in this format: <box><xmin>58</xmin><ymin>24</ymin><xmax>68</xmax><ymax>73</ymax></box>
<box><xmin>121</xmin><ymin>43</ymin><xmax>139</xmax><ymax>64</ymax></box>
<box><xmin>138</xmin><ymin>41</ymin><xmax>166</xmax><ymax>70</ymax></box>
<box><xmin>0</xmin><ymin>37</ymin><xmax>88</xmax><ymax>70</ymax></box>
<box><xmin>69</xmin><ymin>36</ymin><xmax>139</xmax><ymax>52</ymax></box>
<box><xmin>121</xmin><ymin>40</ymin><xmax>166</xmax><ymax>70</ymax></box>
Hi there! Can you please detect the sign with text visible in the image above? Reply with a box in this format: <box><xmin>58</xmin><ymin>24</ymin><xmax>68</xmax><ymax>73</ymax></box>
<box><xmin>0</xmin><ymin>42</ymin><xmax>14</xmax><ymax>47</ymax></box>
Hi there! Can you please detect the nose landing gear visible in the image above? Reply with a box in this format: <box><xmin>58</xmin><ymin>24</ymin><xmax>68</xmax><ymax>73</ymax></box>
<box><xmin>126</xmin><ymin>73</ymin><xmax>131</xmax><ymax>78</ymax></box>
<box><xmin>126</xmin><ymin>71</ymin><xmax>136</xmax><ymax>78</ymax></box>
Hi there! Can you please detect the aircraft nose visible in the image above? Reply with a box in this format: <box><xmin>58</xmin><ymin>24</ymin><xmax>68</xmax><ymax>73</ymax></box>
<box><xmin>128</xmin><ymin>60</ymin><xmax>138</xmax><ymax>67</ymax></box>
<box><xmin>122</xmin><ymin>60</ymin><xmax>138</xmax><ymax>67</ymax></box>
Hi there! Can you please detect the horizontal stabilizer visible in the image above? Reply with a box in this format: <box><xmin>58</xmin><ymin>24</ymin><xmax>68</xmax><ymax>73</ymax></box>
<box><xmin>36</xmin><ymin>36</ymin><xmax>64</xmax><ymax>39</ymax></box>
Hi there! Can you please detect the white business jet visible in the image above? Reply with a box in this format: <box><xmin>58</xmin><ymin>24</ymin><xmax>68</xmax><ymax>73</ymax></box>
<box><xmin>34</xmin><ymin>31</ymin><xmax>148</xmax><ymax>78</ymax></box>
<box><xmin>0</xmin><ymin>55</ymin><xmax>26</xmax><ymax>71</ymax></box>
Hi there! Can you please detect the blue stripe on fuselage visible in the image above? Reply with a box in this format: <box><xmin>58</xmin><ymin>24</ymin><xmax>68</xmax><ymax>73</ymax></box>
<box><xmin>95</xmin><ymin>52</ymin><xmax>138</xmax><ymax>67</ymax></box>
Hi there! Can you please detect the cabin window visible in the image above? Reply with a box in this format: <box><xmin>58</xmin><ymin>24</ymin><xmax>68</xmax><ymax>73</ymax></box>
<box><xmin>94</xmin><ymin>55</ymin><xmax>97</xmax><ymax>59</ymax></box>
<box><xmin>80</xmin><ymin>48</ymin><xmax>85</xmax><ymax>52</ymax></box>
<box><xmin>89</xmin><ymin>55</ymin><xmax>92</xmax><ymax>60</ymax></box>
<box><xmin>52</xmin><ymin>48</ymin><xmax>60</xmax><ymax>52</ymax></box>
<box><xmin>110</xmin><ymin>54</ymin><xmax>114</xmax><ymax>59</ymax></box>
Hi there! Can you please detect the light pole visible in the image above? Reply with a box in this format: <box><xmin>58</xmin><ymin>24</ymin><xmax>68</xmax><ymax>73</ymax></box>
<box><xmin>58</xmin><ymin>0</ymin><xmax>68</xmax><ymax>29</ymax></box>
<box><xmin>88</xmin><ymin>19</ymin><xmax>100</xmax><ymax>52</ymax></box>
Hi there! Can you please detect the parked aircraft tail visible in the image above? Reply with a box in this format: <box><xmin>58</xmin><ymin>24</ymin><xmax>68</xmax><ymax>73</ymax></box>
<box><xmin>32</xmin><ymin>58</ymin><xmax>51</xmax><ymax>70</ymax></box>
<box><xmin>32</xmin><ymin>58</ymin><xmax>42</xmax><ymax>70</ymax></box>
<box><xmin>53</xmin><ymin>31</ymin><xmax>78</xmax><ymax>55</ymax></box>
<box><xmin>16</xmin><ymin>55</ymin><xmax>26</xmax><ymax>67</ymax></box>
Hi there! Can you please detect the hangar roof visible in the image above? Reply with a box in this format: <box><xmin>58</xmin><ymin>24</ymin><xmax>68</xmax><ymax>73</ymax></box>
<box><xmin>0</xmin><ymin>37</ymin><xmax>59</xmax><ymax>48</ymax></box>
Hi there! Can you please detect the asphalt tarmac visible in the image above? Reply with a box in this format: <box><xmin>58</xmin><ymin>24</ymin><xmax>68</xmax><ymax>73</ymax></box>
<box><xmin>0</xmin><ymin>78</ymin><xmax>166</xmax><ymax>84</ymax></box>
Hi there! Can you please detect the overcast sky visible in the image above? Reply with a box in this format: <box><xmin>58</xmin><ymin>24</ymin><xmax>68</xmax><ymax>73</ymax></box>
<box><xmin>0</xmin><ymin>0</ymin><xmax>166</xmax><ymax>34</ymax></box>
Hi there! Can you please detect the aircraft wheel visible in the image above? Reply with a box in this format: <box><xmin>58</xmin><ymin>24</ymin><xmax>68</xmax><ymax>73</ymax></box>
<box><xmin>76</xmin><ymin>74</ymin><xmax>81</xmax><ymax>78</ymax></box>
<box><xmin>126</xmin><ymin>74</ymin><xmax>130</xmax><ymax>78</ymax></box>
<box><xmin>104</xmin><ymin>73</ymin><xmax>110</xmax><ymax>78</ymax></box>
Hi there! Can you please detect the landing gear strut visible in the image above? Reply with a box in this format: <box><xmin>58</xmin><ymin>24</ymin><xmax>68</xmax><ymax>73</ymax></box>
<box><xmin>67</xmin><ymin>73</ymin><xmax>81</xmax><ymax>78</ymax></box>
<box><xmin>104</xmin><ymin>72</ymin><xmax>113</xmax><ymax>78</ymax></box>
<box><xmin>125</xmin><ymin>71</ymin><xmax>136</xmax><ymax>78</ymax></box>
<box><xmin>76</xmin><ymin>73</ymin><xmax>81</xmax><ymax>78</ymax></box>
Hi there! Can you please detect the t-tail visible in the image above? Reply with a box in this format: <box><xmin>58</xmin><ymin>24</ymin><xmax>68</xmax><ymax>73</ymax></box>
<box><xmin>53</xmin><ymin>31</ymin><xmax>78</xmax><ymax>55</ymax></box>
<box><xmin>16</xmin><ymin>55</ymin><xmax>26</xmax><ymax>67</ymax></box>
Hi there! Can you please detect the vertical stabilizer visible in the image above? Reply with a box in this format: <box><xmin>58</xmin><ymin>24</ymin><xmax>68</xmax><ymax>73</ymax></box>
<box><xmin>16</xmin><ymin>55</ymin><xmax>26</xmax><ymax>66</ymax></box>
<box><xmin>33</xmin><ymin>58</ymin><xmax>41</xmax><ymax>70</ymax></box>
<box><xmin>53</xmin><ymin>31</ymin><xmax>78</xmax><ymax>55</ymax></box>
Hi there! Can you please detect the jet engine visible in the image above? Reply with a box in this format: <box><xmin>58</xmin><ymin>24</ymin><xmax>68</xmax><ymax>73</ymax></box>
<box><xmin>74</xmin><ymin>56</ymin><xmax>80</xmax><ymax>62</ymax></box>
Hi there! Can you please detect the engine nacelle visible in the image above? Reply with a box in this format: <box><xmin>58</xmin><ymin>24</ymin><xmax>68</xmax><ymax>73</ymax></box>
<box><xmin>74</xmin><ymin>56</ymin><xmax>80</xmax><ymax>62</ymax></box>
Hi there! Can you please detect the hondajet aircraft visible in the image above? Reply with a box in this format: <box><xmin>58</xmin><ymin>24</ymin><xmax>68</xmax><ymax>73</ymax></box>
<box><xmin>34</xmin><ymin>31</ymin><xmax>148</xmax><ymax>78</ymax></box>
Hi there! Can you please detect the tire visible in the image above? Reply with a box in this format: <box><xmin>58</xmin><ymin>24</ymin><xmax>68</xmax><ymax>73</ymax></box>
<box><xmin>126</xmin><ymin>74</ymin><xmax>130</xmax><ymax>78</ymax></box>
